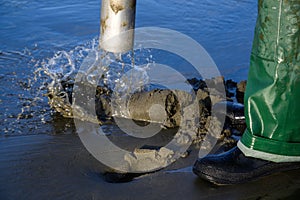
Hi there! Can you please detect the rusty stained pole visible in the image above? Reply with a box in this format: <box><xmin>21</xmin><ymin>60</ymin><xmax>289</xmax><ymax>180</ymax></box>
<box><xmin>100</xmin><ymin>0</ymin><xmax>136</xmax><ymax>53</ymax></box>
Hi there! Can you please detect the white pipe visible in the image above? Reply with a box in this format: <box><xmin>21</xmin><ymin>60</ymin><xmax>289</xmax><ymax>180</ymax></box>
<box><xmin>100</xmin><ymin>0</ymin><xmax>136</xmax><ymax>53</ymax></box>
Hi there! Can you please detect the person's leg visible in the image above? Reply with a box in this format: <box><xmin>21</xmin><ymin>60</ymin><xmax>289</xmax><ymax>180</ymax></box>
<box><xmin>238</xmin><ymin>0</ymin><xmax>300</xmax><ymax>162</ymax></box>
<box><xmin>193</xmin><ymin>0</ymin><xmax>300</xmax><ymax>185</ymax></box>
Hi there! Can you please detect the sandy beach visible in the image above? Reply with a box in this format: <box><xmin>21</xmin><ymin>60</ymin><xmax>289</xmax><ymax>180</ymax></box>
<box><xmin>1</xmin><ymin>130</ymin><xmax>300</xmax><ymax>200</ymax></box>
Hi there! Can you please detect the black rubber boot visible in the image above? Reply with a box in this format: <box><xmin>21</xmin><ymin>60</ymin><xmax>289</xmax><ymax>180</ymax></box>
<box><xmin>193</xmin><ymin>147</ymin><xmax>300</xmax><ymax>185</ymax></box>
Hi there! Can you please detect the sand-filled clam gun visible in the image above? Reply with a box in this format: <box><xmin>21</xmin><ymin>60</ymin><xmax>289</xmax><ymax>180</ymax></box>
<box><xmin>99</xmin><ymin>0</ymin><xmax>136</xmax><ymax>53</ymax></box>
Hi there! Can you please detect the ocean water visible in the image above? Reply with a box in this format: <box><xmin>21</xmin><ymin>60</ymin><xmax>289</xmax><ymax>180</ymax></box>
<box><xmin>0</xmin><ymin>0</ymin><xmax>257</xmax><ymax>136</ymax></box>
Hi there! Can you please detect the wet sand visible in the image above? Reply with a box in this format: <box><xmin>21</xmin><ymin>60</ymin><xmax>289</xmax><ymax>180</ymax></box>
<box><xmin>1</xmin><ymin>132</ymin><xmax>300</xmax><ymax>200</ymax></box>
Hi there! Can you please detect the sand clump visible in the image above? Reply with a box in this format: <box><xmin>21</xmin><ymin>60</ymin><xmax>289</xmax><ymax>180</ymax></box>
<box><xmin>48</xmin><ymin>76</ymin><xmax>247</xmax><ymax>143</ymax></box>
<box><xmin>47</xmin><ymin>77</ymin><xmax>247</xmax><ymax>175</ymax></box>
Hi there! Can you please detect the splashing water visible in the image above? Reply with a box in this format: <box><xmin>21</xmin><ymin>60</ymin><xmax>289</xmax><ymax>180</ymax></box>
<box><xmin>0</xmin><ymin>35</ymin><xmax>156</xmax><ymax>137</ymax></box>
<box><xmin>35</xmin><ymin>38</ymin><xmax>152</xmax><ymax>123</ymax></box>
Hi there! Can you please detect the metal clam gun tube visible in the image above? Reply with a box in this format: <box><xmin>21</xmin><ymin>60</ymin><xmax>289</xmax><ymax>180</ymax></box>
<box><xmin>100</xmin><ymin>0</ymin><xmax>136</xmax><ymax>53</ymax></box>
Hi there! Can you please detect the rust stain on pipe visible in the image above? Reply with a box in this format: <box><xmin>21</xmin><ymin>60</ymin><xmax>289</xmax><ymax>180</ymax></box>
<box><xmin>110</xmin><ymin>0</ymin><xmax>125</xmax><ymax>14</ymax></box>
<box><xmin>121</xmin><ymin>21</ymin><xmax>128</xmax><ymax>27</ymax></box>
<box><xmin>101</xmin><ymin>15</ymin><xmax>108</xmax><ymax>34</ymax></box>
<box><xmin>130</xmin><ymin>0</ymin><xmax>136</xmax><ymax>9</ymax></box>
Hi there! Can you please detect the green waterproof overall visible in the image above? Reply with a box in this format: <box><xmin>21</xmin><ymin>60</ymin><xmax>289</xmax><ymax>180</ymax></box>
<box><xmin>237</xmin><ymin>0</ymin><xmax>300</xmax><ymax>162</ymax></box>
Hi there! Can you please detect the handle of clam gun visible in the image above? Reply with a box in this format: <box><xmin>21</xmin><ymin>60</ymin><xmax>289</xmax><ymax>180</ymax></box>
<box><xmin>99</xmin><ymin>0</ymin><xmax>136</xmax><ymax>53</ymax></box>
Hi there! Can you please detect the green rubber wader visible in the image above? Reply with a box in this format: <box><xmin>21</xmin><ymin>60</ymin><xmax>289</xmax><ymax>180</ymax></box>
<box><xmin>240</xmin><ymin>0</ymin><xmax>300</xmax><ymax>156</ymax></box>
